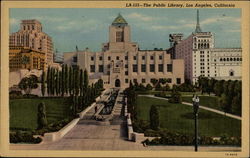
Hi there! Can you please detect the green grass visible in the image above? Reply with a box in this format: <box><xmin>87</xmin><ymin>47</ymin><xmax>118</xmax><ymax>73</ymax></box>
<box><xmin>182</xmin><ymin>96</ymin><xmax>221</xmax><ymax>111</ymax></box>
<box><xmin>10</xmin><ymin>97</ymin><xmax>72</xmax><ymax>131</ymax></box>
<box><xmin>136</xmin><ymin>90</ymin><xmax>201</xmax><ymax>96</ymax></box>
<box><xmin>136</xmin><ymin>96</ymin><xmax>241</xmax><ymax>137</ymax></box>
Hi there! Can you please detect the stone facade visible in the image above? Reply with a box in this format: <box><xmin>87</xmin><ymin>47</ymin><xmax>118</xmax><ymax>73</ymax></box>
<box><xmin>64</xmin><ymin>14</ymin><xmax>184</xmax><ymax>88</ymax></box>
<box><xmin>9</xmin><ymin>19</ymin><xmax>54</xmax><ymax>68</ymax></box>
<box><xmin>9</xmin><ymin>46</ymin><xmax>45</xmax><ymax>72</ymax></box>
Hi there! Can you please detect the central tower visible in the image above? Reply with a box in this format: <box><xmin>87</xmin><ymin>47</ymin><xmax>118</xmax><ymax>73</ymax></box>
<box><xmin>103</xmin><ymin>13</ymin><xmax>137</xmax><ymax>53</ymax></box>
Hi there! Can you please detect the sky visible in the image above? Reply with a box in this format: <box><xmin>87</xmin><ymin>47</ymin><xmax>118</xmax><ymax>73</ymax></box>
<box><xmin>9</xmin><ymin>8</ymin><xmax>241</xmax><ymax>53</ymax></box>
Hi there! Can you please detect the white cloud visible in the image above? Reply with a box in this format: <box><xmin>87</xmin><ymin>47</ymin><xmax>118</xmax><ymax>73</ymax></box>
<box><xmin>201</xmin><ymin>16</ymin><xmax>240</xmax><ymax>25</ymax></box>
<box><xmin>126</xmin><ymin>12</ymin><xmax>156</xmax><ymax>22</ymax></box>
<box><xmin>33</xmin><ymin>16</ymin><xmax>68</xmax><ymax>22</ymax></box>
<box><xmin>56</xmin><ymin>19</ymin><xmax>100</xmax><ymax>32</ymax></box>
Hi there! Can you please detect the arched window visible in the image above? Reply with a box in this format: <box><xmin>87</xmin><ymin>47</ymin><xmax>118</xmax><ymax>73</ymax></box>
<box><xmin>227</xmin><ymin>58</ymin><xmax>229</xmax><ymax>61</ymax></box>
<box><xmin>230</xmin><ymin>58</ymin><xmax>233</xmax><ymax>61</ymax></box>
<box><xmin>220</xmin><ymin>58</ymin><xmax>222</xmax><ymax>61</ymax></box>
<box><xmin>233</xmin><ymin>58</ymin><xmax>236</xmax><ymax>61</ymax></box>
<box><xmin>223</xmin><ymin>58</ymin><xmax>226</xmax><ymax>61</ymax></box>
<box><xmin>237</xmin><ymin>58</ymin><xmax>239</xmax><ymax>61</ymax></box>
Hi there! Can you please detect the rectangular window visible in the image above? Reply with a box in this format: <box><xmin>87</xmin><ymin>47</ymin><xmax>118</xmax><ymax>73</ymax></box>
<box><xmin>116</xmin><ymin>31</ymin><xmax>124</xmax><ymax>42</ymax></box>
<box><xmin>134</xmin><ymin>56</ymin><xmax>137</xmax><ymax>60</ymax></box>
<box><xmin>167</xmin><ymin>64</ymin><xmax>173</xmax><ymax>72</ymax></box>
<box><xmin>167</xmin><ymin>78</ymin><xmax>172</xmax><ymax>83</ymax></box>
<box><xmin>90</xmin><ymin>65</ymin><xmax>95</xmax><ymax>72</ymax></box>
<box><xmin>159</xmin><ymin>56</ymin><xmax>163</xmax><ymax>60</ymax></box>
<box><xmin>99</xmin><ymin>56</ymin><xmax>102</xmax><ymax>61</ymax></box>
<box><xmin>99</xmin><ymin>65</ymin><xmax>103</xmax><ymax>72</ymax></box>
<box><xmin>142</xmin><ymin>78</ymin><xmax>146</xmax><ymax>83</ymax></box>
<box><xmin>116</xmin><ymin>56</ymin><xmax>119</xmax><ymax>60</ymax></box>
<box><xmin>158</xmin><ymin>64</ymin><xmax>163</xmax><ymax>72</ymax></box>
<box><xmin>125</xmin><ymin>64</ymin><xmax>128</xmax><ymax>68</ymax></box>
<box><xmin>176</xmin><ymin>78</ymin><xmax>181</xmax><ymax>84</ymax></box>
<box><xmin>91</xmin><ymin>56</ymin><xmax>94</xmax><ymax>61</ymax></box>
<box><xmin>150</xmin><ymin>56</ymin><xmax>154</xmax><ymax>60</ymax></box>
<box><xmin>125</xmin><ymin>71</ymin><xmax>128</xmax><ymax>75</ymax></box>
<box><xmin>141</xmin><ymin>64</ymin><xmax>146</xmax><ymax>72</ymax></box>
<box><xmin>150</xmin><ymin>64</ymin><xmax>155</xmax><ymax>72</ymax></box>
<box><xmin>133</xmin><ymin>64</ymin><xmax>138</xmax><ymax>72</ymax></box>
<box><xmin>125</xmin><ymin>56</ymin><xmax>128</xmax><ymax>60</ymax></box>
<box><xmin>142</xmin><ymin>56</ymin><xmax>145</xmax><ymax>60</ymax></box>
<box><xmin>108</xmin><ymin>56</ymin><xmax>111</xmax><ymax>60</ymax></box>
<box><xmin>125</xmin><ymin>79</ymin><xmax>128</xmax><ymax>83</ymax></box>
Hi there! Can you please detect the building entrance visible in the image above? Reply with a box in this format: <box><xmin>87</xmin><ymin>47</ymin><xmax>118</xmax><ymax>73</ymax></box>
<box><xmin>115</xmin><ymin>79</ymin><xmax>121</xmax><ymax>87</ymax></box>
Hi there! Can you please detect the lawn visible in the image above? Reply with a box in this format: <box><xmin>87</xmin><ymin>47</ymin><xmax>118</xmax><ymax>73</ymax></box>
<box><xmin>10</xmin><ymin>97</ymin><xmax>72</xmax><ymax>131</ymax></box>
<box><xmin>136</xmin><ymin>96</ymin><xmax>241</xmax><ymax>137</ymax></box>
<box><xmin>182</xmin><ymin>96</ymin><xmax>221</xmax><ymax>111</ymax></box>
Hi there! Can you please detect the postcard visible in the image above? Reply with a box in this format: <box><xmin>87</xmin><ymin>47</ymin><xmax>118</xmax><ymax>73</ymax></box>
<box><xmin>0</xmin><ymin>0</ymin><xmax>249</xmax><ymax>157</ymax></box>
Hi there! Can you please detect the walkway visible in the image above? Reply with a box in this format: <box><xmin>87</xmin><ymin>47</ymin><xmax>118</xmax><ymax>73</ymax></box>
<box><xmin>140</xmin><ymin>95</ymin><xmax>241</xmax><ymax>120</ymax></box>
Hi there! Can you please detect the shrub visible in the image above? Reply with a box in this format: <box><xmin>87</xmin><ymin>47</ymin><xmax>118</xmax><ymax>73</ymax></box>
<box><xmin>132</xmin><ymin>120</ymin><xmax>150</xmax><ymax>133</ymax></box>
<box><xmin>146</xmin><ymin>84</ymin><xmax>153</xmax><ymax>91</ymax></box>
<box><xmin>155</xmin><ymin>83</ymin><xmax>163</xmax><ymax>91</ymax></box>
<box><xmin>168</xmin><ymin>90</ymin><xmax>182</xmax><ymax>103</ymax></box>
<box><xmin>37</xmin><ymin>102</ymin><xmax>48</xmax><ymax>129</ymax></box>
<box><xmin>149</xmin><ymin>105</ymin><xmax>159</xmax><ymax>130</ymax></box>
<box><xmin>10</xmin><ymin>131</ymin><xmax>42</xmax><ymax>144</ymax></box>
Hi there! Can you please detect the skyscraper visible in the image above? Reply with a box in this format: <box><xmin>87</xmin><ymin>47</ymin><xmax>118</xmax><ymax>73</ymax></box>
<box><xmin>9</xmin><ymin>19</ymin><xmax>54</xmax><ymax>68</ymax></box>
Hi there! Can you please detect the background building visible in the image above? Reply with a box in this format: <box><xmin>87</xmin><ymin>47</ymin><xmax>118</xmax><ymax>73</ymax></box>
<box><xmin>9</xmin><ymin>46</ymin><xmax>45</xmax><ymax>72</ymax></box>
<box><xmin>172</xmin><ymin>10</ymin><xmax>242</xmax><ymax>83</ymax></box>
<box><xmin>9</xmin><ymin>19</ymin><xmax>54</xmax><ymax>68</ymax></box>
<box><xmin>64</xmin><ymin>14</ymin><xmax>184</xmax><ymax>88</ymax></box>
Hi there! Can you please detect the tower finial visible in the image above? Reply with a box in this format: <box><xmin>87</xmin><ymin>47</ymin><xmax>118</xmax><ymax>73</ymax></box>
<box><xmin>195</xmin><ymin>10</ymin><xmax>202</xmax><ymax>33</ymax></box>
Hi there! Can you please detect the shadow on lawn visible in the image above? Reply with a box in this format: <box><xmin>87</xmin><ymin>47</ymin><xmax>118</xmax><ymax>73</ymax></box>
<box><xmin>180</xmin><ymin>112</ymin><xmax>219</xmax><ymax>120</ymax></box>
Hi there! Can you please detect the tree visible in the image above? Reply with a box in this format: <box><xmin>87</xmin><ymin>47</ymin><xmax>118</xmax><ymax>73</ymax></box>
<box><xmin>214</xmin><ymin>80</ymin><xmax>224</xmax><ymax>96</ymax></box>
<box><xmin>207</xmin><ymin>78</ymin><xmax>216</xmax><ymax>95</ymax></box>
<box><xmin>159</xmin><ymin>78</ymin><xmax>168</xmax><ymax>85</ymax></box>
<box><xmin>61</xmin><ymin>65</ymin><xmax>65</xmax><ymax>96</ymax></box>
<box><xmin>41</xmin><ymin>71</ymin><xmax>46</xmax><ymax>96</ymax></box>
<box><xmin>219</xmin><ymin>93</ymin><xmax>231</xmax><ymax>113</ymax></box>
<box><xmin>55</xmin><ymin>69</ymin><xmax>59</xmax><ymax>96</ymax></box>
<box><xmin>74</xmin><ymin>66</ymin><xmax>80</xmax><ymax>96</ymax></box>
<box><xmin>65</xmin><ymin>64</ymin><xmax>69</xmax><ymax>95</ymax></box>
<box><xmin>150</xmin><ymin>105</ymin><xmax>159</xmax><ymax>130</ymax></box>
<box><xmin>231</xmin><ymin>94</ymin><xmax>241</xmax><ymax>116</ymax></box>
<box><xmin>18</xmin><ymin>76</ymin><xmax>38</xmax><ymax>95</ymax></box>
<box><xmin>37</xmin><ymin>102</ymin><xmax>47</xmax><ymax>129</ymax></box>
<box><xmin>79</xmin><ymin>69</ymin><xmax>84</xmax><ymax>96</ymax></box>
<box><xmin>51</xmin><ymin>68</ymin><xmax>55</xmax><ymax>96</ymax></box>
<box><xmin>83</xmin><ymin>69</ymin><xmax>89</xmax><ymax>89</ymax></box>
<box><xmin>46</xmin><ymin>67</ymin><xmax>51</xmax><ymax>95</ymax></box>
<box><xmin>155</xmin><ymin>83</ymin><xmax>163</xmax><ymax>91</ymax></box>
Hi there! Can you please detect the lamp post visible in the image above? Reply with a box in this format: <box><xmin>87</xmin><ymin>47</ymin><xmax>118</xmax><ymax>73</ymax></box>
<box><xmin>193</xmin><ymin>95</ymin><xmax>199</xmax><ymax>152</ymax></box>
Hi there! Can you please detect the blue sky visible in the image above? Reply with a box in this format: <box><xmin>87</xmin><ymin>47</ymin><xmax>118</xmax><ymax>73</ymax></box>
<box><xmin>10</xmin><ymin>8</ymin><xmax>241</xmax><ymax>53</ymax></box>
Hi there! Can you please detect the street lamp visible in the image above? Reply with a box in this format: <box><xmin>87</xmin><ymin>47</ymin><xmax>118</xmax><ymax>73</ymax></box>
<box><xmin>192</xmin><ymin>95</ymin><xmax>199</xmax><ymax>152</ymax></box>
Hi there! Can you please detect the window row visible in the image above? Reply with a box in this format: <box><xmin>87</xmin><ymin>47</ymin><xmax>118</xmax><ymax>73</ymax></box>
<box><xmin>124</xmin><ymin>78</ymin><xmax>181</xmax><ymax>84</ymax></box>
<box><xmin>90</xmin><ymin>55</ymin><xmax>164</xmax><ymax>61</ymax></box>
<box><xmin>89</xmin><ymin>64</ymin><xmax>173</xmax><ymax>73</ymax></box>
<box><xmin>219</xmin><ymin>57</ymin><xmax>242</xmax><ymax>62</ymax></box>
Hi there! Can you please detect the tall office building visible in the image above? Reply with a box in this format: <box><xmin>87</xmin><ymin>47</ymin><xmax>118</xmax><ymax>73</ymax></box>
<box><xmin>173</xmin><ymin>10</ymin><xmax>242</xmax><ymax>83</ymax></box>
<box><xmin>9</xmin><ymin>19</ymin><xmax>54</xmax><ymax>68</ymax></box>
